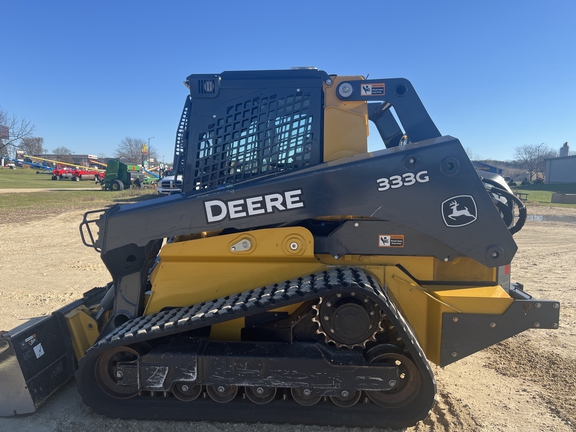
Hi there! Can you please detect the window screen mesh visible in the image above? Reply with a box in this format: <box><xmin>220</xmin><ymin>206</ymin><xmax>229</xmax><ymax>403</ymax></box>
<box><xmin>190</xmin><ymin>90</ymin><xmax>318</xmax><ymax>190</ymax></box>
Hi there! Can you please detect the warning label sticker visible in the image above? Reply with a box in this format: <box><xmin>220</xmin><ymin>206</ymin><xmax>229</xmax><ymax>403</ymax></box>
<box><xmin>361</xmin><ymin>83</ymin><xmax>385</xmax><ymax>96</ymax></box>
<box><xmin>378</xmin><ymin>234</ymin><xmax>405</xmax><ymax>248</ymax></box>
<box><xmin>33</xmin><ymin>343</ymin><xmax>45</xmax><ymax>359</ymax></box>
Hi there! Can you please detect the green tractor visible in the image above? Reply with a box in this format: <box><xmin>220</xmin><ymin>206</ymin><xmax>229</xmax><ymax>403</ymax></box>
<box><xmin>98</xmin><ymin>159</ymin><xmax>144</xmax><ymax>191</ymax></box>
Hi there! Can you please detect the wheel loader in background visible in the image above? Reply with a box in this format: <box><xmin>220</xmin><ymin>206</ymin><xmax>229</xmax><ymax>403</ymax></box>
<box><xmin>0</xmin><ymin>69</ymin><xmax>560</xmax><ymax>428</ymax></box>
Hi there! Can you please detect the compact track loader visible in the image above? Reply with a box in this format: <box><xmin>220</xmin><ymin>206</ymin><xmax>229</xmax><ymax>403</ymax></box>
<box><xmin>0</xmin><ymin>69</ymin><xmax>560</xmax><ymax>428</ymax></box>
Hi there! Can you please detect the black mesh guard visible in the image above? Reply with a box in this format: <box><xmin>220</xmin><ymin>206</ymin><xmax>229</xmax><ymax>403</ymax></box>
<box><xmin>181</xmin><ymin>70</ymin><xmax>325</xmax><ymax>192</ymax></box>
<box><xmin>172</xmin><ymin>95</ymin><xmax>191</xmax><ymax>178</ymax></box>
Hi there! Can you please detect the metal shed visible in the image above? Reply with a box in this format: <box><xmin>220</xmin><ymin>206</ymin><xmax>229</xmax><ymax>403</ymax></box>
<box><xmin>545</xmin><ymin>155</ymin><xmax>576</xmax><ymax>184</ymax></box>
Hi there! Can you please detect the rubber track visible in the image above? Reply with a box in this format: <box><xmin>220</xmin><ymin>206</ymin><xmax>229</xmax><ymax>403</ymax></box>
<box><xmin>77</xmin><ymin>267</ymin><xmax>436</xmax><ymax>428</ymax></box>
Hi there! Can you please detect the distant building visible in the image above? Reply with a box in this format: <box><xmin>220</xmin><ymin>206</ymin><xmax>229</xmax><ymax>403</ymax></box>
<box><xmin>472</xmin><ymin>161</ymin><xmax>503</xmax><ymax>175</ymax></box>
<box><xmin>559</xmin><ymin>142</ymin><xmax>570</xmax><ymax>157</ymax></box>
<box><xmin>545</xmin><ymin>154</ymin><xmax>576</xmax><ymax>184</ymax></box>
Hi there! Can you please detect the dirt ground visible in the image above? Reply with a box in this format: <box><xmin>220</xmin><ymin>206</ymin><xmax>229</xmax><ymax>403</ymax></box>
<box><xmin>0</xmin><ymin>200</ymin><xmax>574</xmax><ymax>432</ymax></box>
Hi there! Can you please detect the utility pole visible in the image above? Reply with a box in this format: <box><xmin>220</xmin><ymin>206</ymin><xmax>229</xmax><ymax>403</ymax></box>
<box><xmin>536</xmin><ymin>143</ymin><xmax>544</xmax><ymax>181</ymax></box>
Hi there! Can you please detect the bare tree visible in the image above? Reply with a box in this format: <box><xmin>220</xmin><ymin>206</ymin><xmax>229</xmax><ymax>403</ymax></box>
<box><xmin>20</xmin><ymin>137</ymin><xmax>45</xmax><ymax>155</ymax></box>
<box><xmin>514</xmin><ymin>143</ymin><xmax>557</xmax><ymax>182</ymax></box>
<box><xmin>114</xmin><ymin>136</ymin><xmax>158</xmax><ymax>165</ymax></box>
<box><xmin>53</xmin><ymin>146</ymin><xmax>73</xmax><ymax>156</ymax></box>
<box><xmin>0</xmin><ymin>108</ymin><xmax>35</xmax><ymax>156</ymax></box>
<box><xmin>465</xmin><ymin>147</ymin><xmax>481</xmax><ymax>161</ymax></box>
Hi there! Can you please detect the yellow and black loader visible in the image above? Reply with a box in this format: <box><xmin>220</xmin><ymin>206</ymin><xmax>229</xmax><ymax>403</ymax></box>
<box><xmin>0</xmin><ymin>69</ymin><xmax>559</xmax><ymax>428</ymax></box>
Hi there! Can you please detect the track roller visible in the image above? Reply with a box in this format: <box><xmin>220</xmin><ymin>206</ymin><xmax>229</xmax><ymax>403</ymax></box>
<box><xmin>206</xmin><ymin>385</ymin><xmax>238</xmax><ymax>403</ymax></box>
<box><xmin>291</xmin><ymin>388</ymin><xmax>321</xmax><ymax>406</ymax></box>
<box><xmin>172</xmin><ymin>383</ymin><xmax>202</xmax><ymax>402</ymax></box>
<box><xmin>245</xmin><ymin>386</ymin><xmax>277</xmax><ymax>404</ymax></box>
<box><xmin>330</xmin><ymin>390</ymin><xmax>362</xmax><ymax>407</ymax></box>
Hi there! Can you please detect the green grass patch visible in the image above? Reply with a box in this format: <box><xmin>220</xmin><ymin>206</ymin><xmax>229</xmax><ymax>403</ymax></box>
<box><xmin>0</xmin><ymin>167</ymin><xmax>160</xmax><ymax>223</ymax></box>
<box><xmin>514</xmin><ymin>183</ymin><xmax>576</xmax><ymax>209</ymax></box>
<box><xmin>0</xmin><ymin>166</ymin><xmax>98</xmax><ymax>189</ymax></box>
<box><xmin>3</xmin><ymin>166</ymin><xmax>575</xmax><ymax>214</ymax></box>
<box><xmin>0</xmin><ymin>189</ymin><xmax>157</xmax><ymax>211</ymax></box>
<box><xmin>515</xmin><ymin>183</ymin><xmax>576</xmax><ymax>193</ymax></box>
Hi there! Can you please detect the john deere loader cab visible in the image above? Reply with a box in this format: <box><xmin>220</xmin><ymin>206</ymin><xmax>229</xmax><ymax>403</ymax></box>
<box><xmin>0</xmin><ymin>68</ymin><xmax>559</xmax><ymax>429</ymax></box>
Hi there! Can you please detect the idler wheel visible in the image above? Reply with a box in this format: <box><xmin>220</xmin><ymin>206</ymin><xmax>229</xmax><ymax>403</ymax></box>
<box><xmin>95</xmin><ymin>346</ymin><xmax>140</xmax><ymax>399</ymax></box>
<box><xmin>365</xmin><ymin>346</ymin><xmax>420</xmax><ymax>408</ymax></box>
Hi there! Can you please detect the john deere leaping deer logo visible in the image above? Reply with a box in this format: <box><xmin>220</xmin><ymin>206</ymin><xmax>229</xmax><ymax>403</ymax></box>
<box><xmin>447</xmin><ymin>200</ymin><xmax>474</xmax><ymax>220</ymax></box>
<box><xmin>441</xmin><ymin>195</ymin><xmax>478</xmax><ymax>227</ymax></box>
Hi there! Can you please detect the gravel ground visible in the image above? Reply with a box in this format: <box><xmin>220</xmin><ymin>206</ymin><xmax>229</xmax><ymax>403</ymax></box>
<box><xmin>0</xmin><ymin>203</ymin><xmax>574</xmax><ymax>431</ymax></box>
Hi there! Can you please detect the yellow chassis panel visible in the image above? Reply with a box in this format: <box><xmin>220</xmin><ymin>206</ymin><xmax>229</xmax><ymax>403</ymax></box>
<box><xmin>146</xmin><ymin>227</ymin><xmax>326</xmax><ymax>315</ymax></box>
<box><xmin>143</xmin><ymin>230</ymin><xmax>515</xmax><ymax>364</ymax></box>
<box><xmin>317</xmin><ymin>254</ymin><xmax>513</xmax><ymax>365</ymax></box>
<box><xmin>64</xmin><ymin>305</ymin><xmax>99</xmax><ymax>360</ymax></box>
<box><xmin>323</xmin><ymin>76</ymin><xmax>368</xmax><ymax>161</ymax></box>
<box><xmin>382</xmin><ymin>267</ymin><xmax>513</xmax><ymax>365</ymax></box>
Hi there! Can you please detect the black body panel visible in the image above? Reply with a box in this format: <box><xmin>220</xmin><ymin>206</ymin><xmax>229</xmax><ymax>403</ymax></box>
<box><xmin>97</xmin><ymin>136</ymin><xmax>515</xmax><ymax>266</ymax></box>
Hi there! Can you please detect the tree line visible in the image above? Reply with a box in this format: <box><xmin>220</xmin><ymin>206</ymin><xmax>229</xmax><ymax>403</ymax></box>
<box><xmin>470</xmin><ymin>143</ymin><xmax>571</xmax><ymax>183</ymax></box>
<box><xmin>0</xmin><ymin>108</ymin><xmax>36</xmax><ymax>156</ymax></box>
<box><xmin>512</xmin><ymin>143</ymin><xmax>560</xmax><ymax>182</ymax></box>
<box><xmin>1</xmin><ymin>107</ymin><xmax>569</xmax><ymax>177</ymax></box>
<box><xmin>1</xmin><ymin>108</ymin><xmax>158</xmax><ymax>165</ymax></box>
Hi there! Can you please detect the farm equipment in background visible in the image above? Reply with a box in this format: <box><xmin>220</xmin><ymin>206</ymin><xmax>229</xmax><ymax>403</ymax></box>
<box><xmin>51</xmin><ymin>166</ymin><xmax>74</xmax><ymax>180</ymax></box>
<box><xmin>140</xmin><ymin>167</ymin><xmax>160</xmax><ymax>187</ymax></box>
<box><xmin>0</xmin><ymin>69</ymin><xmax>560</xmax><ymax>428</ymax></box>
<box><xmin>97</xmin><ymin>159</ymin><xmax>144</xmax><ymax>191</ymax></box>
<box><xmin>52</xmin><ymin>166</ymin><xmax>103</xmax><ymax>181</ymax></box>
<box><xmin>142</xmin><ymin>166</ymin><xmax>160</xmax><ymax>179</ymax></box>
<box><xmin>18</xmin><ymin>155</ymin><xmax>105</xmax><ymax>181</ymax></box>
<box><xmin>71</xmin><ymin>168</ymin><xmax>104</xmax><ymax>182</ymax></box>
<box><xmin>89</xmin><ymin>159</ymin><xmax>109</xmax><ymax>169</ymax></box>
<box><xmin>19</xmin><ymin>157</ymin><xmax>53</xmax><ymax>173</ymax></box>
<box><xmin>2</xmin><ymin>157</ymin><xmax>51</xmax><ymax>172</ymax></box>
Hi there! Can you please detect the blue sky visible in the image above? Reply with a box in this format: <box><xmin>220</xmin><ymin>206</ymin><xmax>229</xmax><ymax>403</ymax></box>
<box><xmin>1</xmin><ymin>0</ymin><xmax>575</xmax><ymax>162</ymax></box>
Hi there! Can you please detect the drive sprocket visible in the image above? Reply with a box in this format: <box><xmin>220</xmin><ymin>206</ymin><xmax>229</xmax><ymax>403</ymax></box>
<box><xmin>312</xmin><ymin>292</ymin><xmax>384</xmax><ymax>349</ymax></box>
